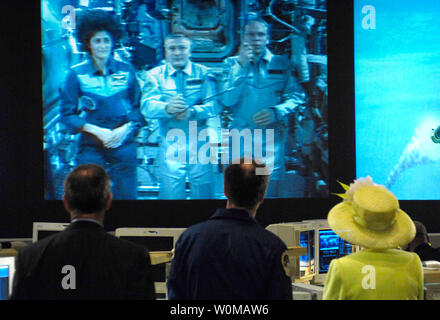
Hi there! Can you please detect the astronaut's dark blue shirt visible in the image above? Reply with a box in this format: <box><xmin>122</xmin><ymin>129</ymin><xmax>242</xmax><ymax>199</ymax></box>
<box><xmin>167</xmin><ymin>208</ymin><xmax>292</xmax><ymax>300</ymax></box>
<box><xmin>60</xmin><ymin>57</ymin><xmax>144</xmax><ymax>146</ymax></box>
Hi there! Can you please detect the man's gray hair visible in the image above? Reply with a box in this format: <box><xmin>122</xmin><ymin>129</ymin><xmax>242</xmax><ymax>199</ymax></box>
<box><xmin>63</xmin><ymin>164</ymin><xmax>111</xmax><ymax>214</ymax></box>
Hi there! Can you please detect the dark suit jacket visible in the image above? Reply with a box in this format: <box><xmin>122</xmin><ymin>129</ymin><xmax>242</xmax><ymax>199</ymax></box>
<box><xmin>10</xmin><ymin>220</ymin><xmax>155</xmax><ymax>300</ymax></box>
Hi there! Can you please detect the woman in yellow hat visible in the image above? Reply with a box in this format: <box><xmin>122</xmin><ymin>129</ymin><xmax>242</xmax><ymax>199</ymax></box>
<box><xmin>323</xmin><ymin>177</ymin><xmax>424</xmax><ymax>300</ymax></box>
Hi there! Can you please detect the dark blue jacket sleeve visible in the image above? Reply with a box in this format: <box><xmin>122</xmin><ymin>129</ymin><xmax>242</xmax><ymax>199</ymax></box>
<box><xmin>265</xmin><ymin>243</ymin><xmax>293</xmax><ymax>300</ymax></box>
<box><xmin>60</xmin><ymin>69</ymin><xmax>87</xmax><ymax>133</ymax></box>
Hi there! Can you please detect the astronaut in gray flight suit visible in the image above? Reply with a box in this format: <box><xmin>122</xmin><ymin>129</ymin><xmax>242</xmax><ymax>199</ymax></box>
<box><xmin>141</xmin><ymin>33</ymin><xmax>218</xmax><ymax>199</ymax></box>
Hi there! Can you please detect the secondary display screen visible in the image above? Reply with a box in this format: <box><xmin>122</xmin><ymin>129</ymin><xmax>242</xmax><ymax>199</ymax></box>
<box><xmin>0</xmin><ymin>257</ymin><xmax>15</xmax><ymax>300</ymax></box>
<box><xmin>318</xmin><ymin>229</ymin><xmax>352</xmax><ymax>273</ymax></box>
<box><xmin>354</xmin><ymin>0</ymin><xmax>440</xmax><ymax>199</ymax></box>
<box><xmin>0</xmin><ymin>266</ymin><xmax>9</xmax><ymax>300</ymax></box>
<box><xmin>42</xmin><ymin>0</ymin><xmax>328</xmax><ymax>200</ymax></box>
<box><xmin>299</xmin><ymin>230</ymin><xmax>315</xmax><ymax>276</ymax></box>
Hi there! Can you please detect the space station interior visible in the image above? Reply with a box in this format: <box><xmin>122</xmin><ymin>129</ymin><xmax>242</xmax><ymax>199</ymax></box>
<box><xmin>42</xmin><ymin>0</ymin><xmax>329</xmax><ymax>200</ymax></box>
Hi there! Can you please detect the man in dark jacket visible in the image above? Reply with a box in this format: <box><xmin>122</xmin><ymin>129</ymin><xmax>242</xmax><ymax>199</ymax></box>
<box><xmin>167</xmin><ymin>158</ymin><xmax>292</xmax><ymax>299</ymax></box>
<box><xmin>10</xmin><ymin>164</ymin><xmax>155</xmax><ymax>300</ymax></box>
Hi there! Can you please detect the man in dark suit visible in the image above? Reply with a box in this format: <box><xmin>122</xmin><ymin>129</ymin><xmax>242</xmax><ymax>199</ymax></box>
<box><xmin>10</xmin><ymin>164</ymin><xmax>155</xmax><ymax>300</ymax></box>
<box><xmin>167</xmin><ymin>158</ymin><xmax>293</xmax><ymax>299</ymax></box>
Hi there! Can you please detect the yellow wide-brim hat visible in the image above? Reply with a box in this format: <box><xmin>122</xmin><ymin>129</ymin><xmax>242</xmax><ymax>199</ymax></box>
<box><xmin>328</xmin><ymin>178</ymin><xmax>416</xmax><ymax>250</ymax></box>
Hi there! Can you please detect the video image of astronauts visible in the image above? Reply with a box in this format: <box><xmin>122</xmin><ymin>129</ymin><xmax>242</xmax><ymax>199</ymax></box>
<box><xmin>43</xmin><ymin>0</ymin><xmax>328</xmax><ymax>200</ymax></box>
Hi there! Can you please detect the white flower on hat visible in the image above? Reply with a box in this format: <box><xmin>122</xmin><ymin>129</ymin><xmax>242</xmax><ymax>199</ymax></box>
<box><xmin>345</xmin><ymin>176</ymin><xmax>377</xmax><ymax>202</ymax></box>
<box><xmin>335</xmin><ymin>176</ymin><xmax>384</xmax><ymax>202</ymax></box>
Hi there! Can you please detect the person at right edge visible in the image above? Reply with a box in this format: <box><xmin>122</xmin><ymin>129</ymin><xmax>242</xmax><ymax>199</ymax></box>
<box><xmin>167</xmin><ymin>158</ymin><xmax>293</xmax><ymax>299</ymax></box>
<box><xmin>323</xmin><ymin>177</ymin><xmax>424</xmax><ymax>300</ymax></box>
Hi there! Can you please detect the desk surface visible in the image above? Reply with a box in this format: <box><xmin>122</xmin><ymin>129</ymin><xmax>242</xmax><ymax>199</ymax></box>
<box><xmin>0</xmin><ymin>249</ymin><xmax>18</xmax><ymax>257</ymax></box>
<box><xmin>424</xmin><ymin>268</ymin><xmax>440</xmax><ymax>284</ymax></box>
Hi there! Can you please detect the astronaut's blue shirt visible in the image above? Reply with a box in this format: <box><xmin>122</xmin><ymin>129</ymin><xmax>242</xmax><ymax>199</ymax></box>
<box><xmin>60</xmin><ymin>57</ymin><xmax>144</xmax><ymax>146</ymax></box>
<box><xmin>167</xmin><ymin>208</ymin><xmax>293</xmax><ymax>300</ymax></box>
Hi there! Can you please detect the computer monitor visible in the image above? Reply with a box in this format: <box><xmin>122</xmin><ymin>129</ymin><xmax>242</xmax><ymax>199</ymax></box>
<box><xmin>0</xmin><ymin>256</ymin><xmax>15</xmax><ymax>300</ymax></box>
<box><xmin>318</xmin><ymin>229</ymin><xmax>353</xmax><ymax>272</ymax></box>
<box><xmin>266</xmin><ymin>222</ymin><xmax>315</xmax><ymax>283</ymax></box>
<box><xmin>303</xmin><ymin>219</ymin><xmax>354</xmax><ymax>285</ymax></box>
<box><xmin>32</xmin><ymin>222</ymin><xmax>70</xmax><ymax>242</ymax></box>
<box><xmin>114</xmin><ymin>227</ymin><xmax>186</xmax><ymax>299</ymax></box>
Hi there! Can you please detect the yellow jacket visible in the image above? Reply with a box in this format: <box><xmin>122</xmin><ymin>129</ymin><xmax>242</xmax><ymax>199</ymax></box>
<box><xmin>323</xmin><ymin>249</ymin><xmax>424</xmax><ymax>300</ymax></box>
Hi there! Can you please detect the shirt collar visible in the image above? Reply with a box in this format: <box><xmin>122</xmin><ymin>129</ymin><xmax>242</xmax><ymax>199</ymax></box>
<box><xmin>260</xmin><ymin>48</ymin><xmax>273</xmax><ymax>63</ymax></box>
<box><xmin>167</xmin><ymin>61</ymin><xmax>193</xmax><ymax>77</ymax></box>
<box><xmin>71</xmin><ymin>218</ymin><xmax>103</xmax><ymax>227</ymax></box>
<box><xmin>210</xmin><ymin>208</ymin><xmax>257</xmax><ymax>223</ymax></box>
<box><xmin>85</xmin><ymin>57</ymin><xmax>118</xmax><ymax>75</ymax></box>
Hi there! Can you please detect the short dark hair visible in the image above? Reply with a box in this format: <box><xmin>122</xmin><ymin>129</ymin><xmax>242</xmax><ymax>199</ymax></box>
<box><xmin>76</xmin><ymin>9</ymin><xmax>122</xmax><ymax>53</ymax></box>
<box><xmin>63</xmin><ymin>164</ymin><xmax>111</xmax><ymax>214</ymax></box>
<box><xmin>164</xmin><ymin>32</ymin><xmax>191</xmax><ymax>43</ymax></box>
<box><xmin>224</xmin><ymin>158</ymin><xmax>269</xmax><ymax>210</ymax></box>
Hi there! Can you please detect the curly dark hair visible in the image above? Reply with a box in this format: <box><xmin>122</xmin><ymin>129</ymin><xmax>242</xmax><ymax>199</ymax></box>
<box><xmin>76</xmin><ymin>9</ymin><xmax>122</xmax><ymax>53</ymax></box>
